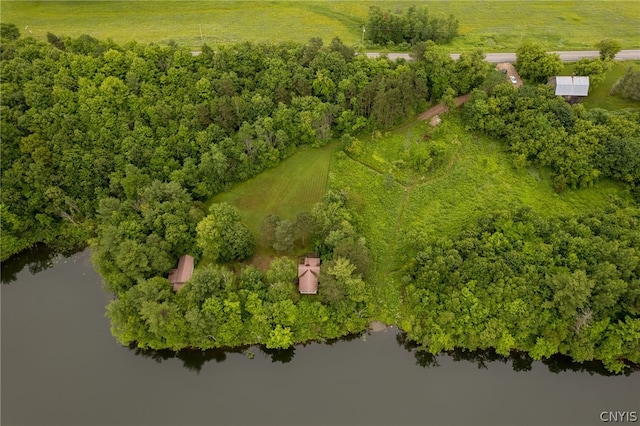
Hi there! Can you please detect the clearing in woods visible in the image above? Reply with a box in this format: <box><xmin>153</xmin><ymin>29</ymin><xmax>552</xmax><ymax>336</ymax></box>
<box><xmin>208</xmin><ymin>143</ymin><xmax>335</xmax><ymax>263</ymax></box>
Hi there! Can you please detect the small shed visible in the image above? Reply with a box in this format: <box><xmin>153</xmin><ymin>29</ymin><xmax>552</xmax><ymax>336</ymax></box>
<box><xmin>550</xmin><ymin>76</ymin><xmax>590</xmax><ymax>104</ymax></box>
<box><xmin>168</xmin><ymin>255</ymin><xmax>194</xmax><ymax>292</ymax></box>
<box><xmin>298</xmin><ymin>257</ymin><xmax>320</xmax><ymax>294</ymax></box>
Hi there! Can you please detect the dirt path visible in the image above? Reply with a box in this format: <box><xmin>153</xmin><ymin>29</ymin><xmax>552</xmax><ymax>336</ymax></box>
<box><xmin>417</xmin><ymin>93</ymin><xmax>472</xmax><ymax>121</ymax></box>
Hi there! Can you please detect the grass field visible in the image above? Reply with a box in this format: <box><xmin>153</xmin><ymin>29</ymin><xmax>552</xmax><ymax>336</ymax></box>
<box><xmin>561</xmin><ymin>60</ymin><xmax>640</xmax><ymax>110</ymax></box>
<box><xmin>208</xmin><ymin>143</ymin><xmax>335</xmax><ymax>265</ymax></box>
<box><xmin>329</xmin><ymin>117</ymin><xmax>632</xmax><ymax>319</ymax></box>
<box><xmin>2</xmin><ymin>1</ymin><xmax>639</xmax><ymax>51</ymax></box>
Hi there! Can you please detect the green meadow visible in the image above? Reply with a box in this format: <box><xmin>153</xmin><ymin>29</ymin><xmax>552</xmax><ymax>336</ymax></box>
<box><xmin>329</xmin><ymin>117</ymin><xmax>631</xmax><ymax>319</ymax></box>
<box><xmin>3</xmin><ymin>1</ymin><xmax>639</xmax><ymax>51</ymax></box>
<box><xmin>333</xmin><ymin>118</ymin><xmax>628</xmax><ymax>262</ymax></box>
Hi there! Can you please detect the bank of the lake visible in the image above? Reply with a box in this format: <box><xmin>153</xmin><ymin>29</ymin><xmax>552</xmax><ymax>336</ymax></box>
<box><xmin>1</xmin><ymin>248</ymin><xmax>639</xmax><ymax>426</ymax></box>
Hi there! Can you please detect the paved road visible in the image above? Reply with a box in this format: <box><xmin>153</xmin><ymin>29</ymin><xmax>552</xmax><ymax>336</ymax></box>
<box><xmin>192</xmin><ymin>49</ymin><xmax>640</xmax><ymax>62</ymax></box>
<box><xmin>365</xmin><ymin>49</ymin><xmax>640</xmax><ymax>63</ymax></box>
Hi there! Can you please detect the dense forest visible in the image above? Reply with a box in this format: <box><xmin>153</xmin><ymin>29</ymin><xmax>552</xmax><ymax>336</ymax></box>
<box><xmin>2</xmin><ymin>26</ymin><xmax>639</xmax><ymax>371</ymax></box>
<box><xmin>1</xmin><ymin>28</ymin><xmax>485</xmax><ymax>260</ymax></box>
<box><xmin>401</xmin><ymin>206</ymin><xmax>640</xmax><ymax>373</ymax></box>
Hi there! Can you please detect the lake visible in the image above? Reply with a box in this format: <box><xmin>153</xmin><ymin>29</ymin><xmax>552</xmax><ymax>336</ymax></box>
<box><xmin>2</xmin><ymin>248</ymin><xmax>638</xmax><ymax>426</ymax></box>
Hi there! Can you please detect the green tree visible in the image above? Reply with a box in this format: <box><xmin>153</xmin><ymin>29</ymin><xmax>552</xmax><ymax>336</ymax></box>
<box><xmin>261</xmin><ymin>214</ymin><xmax>281</xmax><ymax>247</ymax></box>
<box><xmin>549</xmin><ymin>269</ymin><xmax>595</xmax><ymax>319</ymax></box>
<box><xmin>0</xmin><ymin>23</ymin><xmax>20</xmax><ymax>41</ymax></box>
<box><xmin>597</xmin><ymin>38</ymin><xmax>622</xmax><ymax>61</ymax></box>
<box><xmin>454</xmin><ymin>50</ymin><xmax>488</xmax><ymax>94</ymax></box>
<box><xmin>573</xmin><ymin>58</ymin><xmax>610</xmax><ymax>89</ymax></box>
<box><xmin>610</xmin><ymin>67</ymin><xmax>640</xmax><ymax>101</ymax></box>
<box><xmin>515</xmin><ymin>42</ymin><xmax>563</xmax><ymax>83</ymax></box>
<box><xmin>196</xmin><ymin>203</ymin><xmax>254</xmax><ymax>262</ymax></box>
<box><xmin>46</xmin><ymin>32</ymin><xmax>66</xmax><ymax>51</ymax></box>
<box><xmin>265</xmin><ymin>257</ymin><xmax>298</xmax><ymax>303</ymax></box>
<box><xmin>294</xmin><ymin>212</ymin><xmax>315</xmax><ymax>247</ymax></box>
<box><xmin>266</xmin><ymin>325</ymin><xmax>294</xmax><ymax>349</ymax></box>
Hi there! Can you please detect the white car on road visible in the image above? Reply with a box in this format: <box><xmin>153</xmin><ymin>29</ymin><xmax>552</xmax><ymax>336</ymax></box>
<box><xmin>510</xmin><ymin>75</ymin><xmax>517</xmax><ymax>84</ymax></box>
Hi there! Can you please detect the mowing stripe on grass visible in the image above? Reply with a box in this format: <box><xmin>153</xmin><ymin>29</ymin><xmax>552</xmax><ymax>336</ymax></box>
<box><xmin>210</xmin><ymin>143</ymin><xmax>335</xmax><ymax>239</ymax></box>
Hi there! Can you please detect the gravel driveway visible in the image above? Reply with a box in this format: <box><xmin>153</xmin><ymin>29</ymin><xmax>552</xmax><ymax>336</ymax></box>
<box><xmin>495</xmin><ymin>63</ymin><xmax>523</xmax><ymax>87</ymax></box>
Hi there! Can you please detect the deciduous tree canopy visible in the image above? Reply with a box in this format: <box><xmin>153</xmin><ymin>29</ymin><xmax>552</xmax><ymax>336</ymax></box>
<box><xmin>3</xmin><ymin>32</ymin><xmax>489</xmax><ymax>260</ymax></box>
<box><xmin>403</xmin><ymin>207</ymin><xmax>640</xmax><ymax>373</ymax></box>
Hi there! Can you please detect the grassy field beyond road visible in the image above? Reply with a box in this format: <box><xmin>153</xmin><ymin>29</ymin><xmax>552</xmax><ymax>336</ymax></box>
<box><xmin>3</xmin><ymin>1</ymin><xmax>639</xmax><ymax>51</ymax></box>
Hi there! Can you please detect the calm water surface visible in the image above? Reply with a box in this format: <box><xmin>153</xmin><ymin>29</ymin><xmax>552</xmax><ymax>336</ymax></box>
<box><xmin>2</xmin><ymin>249</ymin><xmax>639</xmax><ymax>426</ymax></box>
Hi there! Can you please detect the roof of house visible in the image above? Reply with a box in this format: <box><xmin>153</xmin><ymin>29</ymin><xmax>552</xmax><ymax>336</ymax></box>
<box><xmin>554</xmin><ymin>76</ymin><xmax>590</xmax><ymax>96</ymax></box>
<box><xmin>298</xmin><ymin>257</ymin><xmax>320</xmax><ymax>294</ymax></box>
<box><xmin>168</xmin><ymin>254</ymin><xmax>194</xmax><ymax>291</ymax></box>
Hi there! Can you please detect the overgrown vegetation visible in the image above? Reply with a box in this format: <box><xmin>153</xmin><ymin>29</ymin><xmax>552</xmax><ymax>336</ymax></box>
<box><xmin>463</xmin><ymin>84</ymin><xmax>640</xmax><ymax>191</ymax></box>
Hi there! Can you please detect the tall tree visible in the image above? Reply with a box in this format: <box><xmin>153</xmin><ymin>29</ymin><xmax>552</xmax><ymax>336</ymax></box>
<box><xmin>515</xmin><ymin>42</ymin><xmax>562</xmax><ymax>83</ymax></box>
<box><xmin>196</xmin><ymin>203</ymin><xmax>254</xmax><ymax>262</ymax></box>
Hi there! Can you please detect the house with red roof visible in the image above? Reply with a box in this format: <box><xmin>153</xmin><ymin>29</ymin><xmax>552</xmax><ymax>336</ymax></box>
<box><xmin>298</xmin><ymin>257</ymin><xmax>320</xmax><ymax>294</ymax></box>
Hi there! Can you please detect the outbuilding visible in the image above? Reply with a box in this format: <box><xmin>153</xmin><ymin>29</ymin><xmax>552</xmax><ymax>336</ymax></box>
<box><xmin>168</xmin><ymin>255</ymin><xmax>194</xmax><ymax>292</ymax></box>
<box><xmin>549</xmin><ymin>75</ymin><xmax>590</xmax><ymax>103</ymax></box>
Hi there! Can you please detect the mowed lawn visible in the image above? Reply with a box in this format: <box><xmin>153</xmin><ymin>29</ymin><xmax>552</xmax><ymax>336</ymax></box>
<box><xmin>209</xmin><ymin>143</ymin><xmax>335</xmax><ymax>258</ymax></box>
<box><xmin>2</xmin><ymin>1</ymin><xmax>639</xmax><ymax>51</ymax></box>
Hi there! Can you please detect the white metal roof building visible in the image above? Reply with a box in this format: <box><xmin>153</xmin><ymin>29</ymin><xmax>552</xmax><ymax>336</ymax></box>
<box><xmin>554</xmin><ymin>76</ymin><xmax>590</xmax><ymax>96</ymax></box>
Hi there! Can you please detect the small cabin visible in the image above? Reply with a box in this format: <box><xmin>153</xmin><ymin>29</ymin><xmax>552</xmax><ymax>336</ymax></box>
<box><xmin>298</xmin><ymin>257</ymin><xmax>320</xmax><ymax>294</ymax></box>
<box><xmin>168</xmin><ymin>255</ymin><xmax>194</xmax><ymax>292</ymax></box>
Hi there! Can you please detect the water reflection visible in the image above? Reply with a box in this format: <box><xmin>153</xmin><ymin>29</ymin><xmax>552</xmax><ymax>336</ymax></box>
<box><xmin>395</xmin><ymin>332</ymin><xmax>640</xmax><ymax>376</ymax></box>
<box><xmin>130</xmin><ymin>344</ymin><xmax>237</xmax><ymax>373</ymax></box>
<box><xmin>1</xmin><ymin>244</ymin><xmax>83</xmax><ymax>284</ymax></box>
<box><xmin>129</xmin><ymin>332</ymin><xmax>366</xmax><ymax>372</ymax></box>
<box><xmin>261</xmin><ymin>346</ymin><xmax>296</xmax><ymax>363</ymax></box>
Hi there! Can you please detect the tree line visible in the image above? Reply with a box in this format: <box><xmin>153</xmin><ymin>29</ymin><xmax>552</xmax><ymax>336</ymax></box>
<box><xmin>365</xmin><ymin>6</ymin><xmax>459</xmax><ymax>46</ymax></box>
